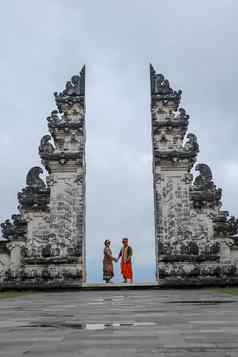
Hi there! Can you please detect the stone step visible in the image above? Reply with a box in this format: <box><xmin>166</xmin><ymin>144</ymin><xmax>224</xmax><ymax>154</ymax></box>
<box><xmin>82</xmin><ymin>282</ymin><xmax>159</xmax><ymax>290</ymax></box>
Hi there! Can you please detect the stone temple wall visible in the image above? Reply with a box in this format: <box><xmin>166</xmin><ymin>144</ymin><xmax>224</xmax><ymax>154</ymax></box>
<box><xmin>150</xmin><ymin>64</ymin><xmax>238</xmax><ymax>286</ymax></box>
<box><xmin>0</xmin><ymin>65</ymin><xmax>238</xmax><ymax>288</ymax></box>
<box><xmin>0</xmin><ymin>67</ymin><xmax>86</xmax><ymax>288</ymax></box>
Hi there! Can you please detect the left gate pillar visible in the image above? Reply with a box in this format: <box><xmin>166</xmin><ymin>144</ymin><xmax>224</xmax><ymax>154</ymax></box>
<box><xmin>1</xmin><ymin>67</ymin><xmax>86</xmax><ymax>288</ymax></box>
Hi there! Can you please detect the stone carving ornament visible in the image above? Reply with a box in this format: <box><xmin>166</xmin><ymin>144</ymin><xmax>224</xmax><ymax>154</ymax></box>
<box><xmin>39</xmin><ymin>135</ymin><xmax>54</xmax><ymax>155</ymax></box>
<box><xmin>63</xmin><ymin>75</ymin><xmax>81</xmax><ymax>96</ymax></box>
<box><xmin>193</xmin><ymin>164</ymin><xmax>214</xmax><ymax>191</ymax></box>
<box><xmin>0</xmin><ymin>214</ymin><xmax>27</xmax><ymax>240</ymax></box>
<box><xmin>191</xmin><ymin>163</ymin><xmax>222</xmax><ymax>209</ymax></box>
<box><xmin>213</xmin><ymin>211</ymin><xmax>238</xmax><ymax>237</ymax></box>
<box><xmin>184</xmin><ymin>133</ymin><xmax>199</xmax><ymax>155</ymax></box>
<box><xmin>47</xmin><ymin>110</ymin><xmax>63</xmax><ymax>126</ymax></box>
<box><xmin>17</xmin><ymin>167</ymin><xmax>50</xmax><ymax>211</ymax></box>
<box><xmin>26</xmin><ymin>167</ymin><xmax>46</xmax><ymax>188</ymax></box>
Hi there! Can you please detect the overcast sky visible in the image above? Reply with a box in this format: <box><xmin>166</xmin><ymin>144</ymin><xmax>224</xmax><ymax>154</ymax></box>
<box><xmin>0</xmin><ymin>1</ymin><xmax>238</xmax><ymax>282</ymax></box>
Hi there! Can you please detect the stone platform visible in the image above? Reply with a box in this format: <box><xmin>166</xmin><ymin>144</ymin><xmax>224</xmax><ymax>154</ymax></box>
<box><xmin>82</xmin><ymin>282</ymin><xmax>159</xmax><ymax>290</ymax></box>
<box><xmin>1</xmin><ymin>288</ymin><xmax>238</xmax><ymax>356</ymax></box>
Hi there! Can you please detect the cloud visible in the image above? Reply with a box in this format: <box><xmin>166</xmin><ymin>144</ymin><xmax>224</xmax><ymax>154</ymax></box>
<box><xmin>0</xmin><ymin>1</ymin><xmax>237</xmax><ymax>282</ymax></box>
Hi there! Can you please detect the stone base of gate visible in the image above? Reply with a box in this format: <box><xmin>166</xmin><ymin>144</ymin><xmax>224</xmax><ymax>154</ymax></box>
<box><xmin>0</xmin><ymin>259</ymin><xmax>85</xmax><ymax>290</ymax></box>
<box><xmin>158</xmin><ymin>276</ymin><xmax>238</xmax><ymax>288</ymax></box>
<box><xmin>1</xmin><ymin>279</ymin><xmax>238</xmax><ymax>290</ymax></box>
<box><xmin>0</xmin><ymin>281</ymin><xmax>159</xmax><ymax>290</ymax></box>
<box><xmin>158</xmin><ymin>258</ymin><xmax>238</xmax><ymax>287</ymax></box>
<box><xmin>0</xmin><ymin>279</ymin><xmax>84</xmax><ymax>290</ymax></box>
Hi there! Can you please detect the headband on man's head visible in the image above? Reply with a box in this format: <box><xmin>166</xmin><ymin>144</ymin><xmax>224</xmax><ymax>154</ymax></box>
<box><xmin>122</xmin><ymin>238</ymin><xmax>128</xmax><ymax>242</ymax></box>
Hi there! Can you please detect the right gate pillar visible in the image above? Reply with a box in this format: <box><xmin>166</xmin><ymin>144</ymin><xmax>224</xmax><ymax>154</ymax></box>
<box><xmin>150</xmin><ymin>64</ymin><xmax>238</xmax><ymax>286</ymax></box>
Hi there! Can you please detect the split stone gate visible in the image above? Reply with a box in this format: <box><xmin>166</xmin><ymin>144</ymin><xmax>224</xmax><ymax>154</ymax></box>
<box><xmin>1</xmin><ymin>65</ymin><xmax>238</xmax><ymax>288</ymax></box>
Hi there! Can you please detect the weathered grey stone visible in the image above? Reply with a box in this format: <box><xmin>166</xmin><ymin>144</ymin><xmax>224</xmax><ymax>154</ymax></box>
<box><xmin>150</xmin><ymin>64</ymin><xmax>238</xmax><ymax>286</ymax></box>
<box><xmin>0</xmin><ymin>289</ymin><xmax>237</xmax><ymax>356</ymax></box>
<box><xmin>0</xmin><ymin>66</ymin><xmax>86</xmax><ymax>287</ymax></box>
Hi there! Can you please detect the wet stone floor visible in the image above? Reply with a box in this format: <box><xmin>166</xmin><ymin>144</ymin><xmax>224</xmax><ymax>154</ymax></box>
<box><xmin>0</xmin><ymin>288</ymin><xmax>238</xmax><ymax>356</ymax></box>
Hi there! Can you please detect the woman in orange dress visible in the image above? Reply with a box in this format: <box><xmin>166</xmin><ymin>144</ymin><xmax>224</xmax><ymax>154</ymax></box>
<box><xmin>117</xmin><ymin>238</ymin><xmax>133</xmax><ymax>283</ymax></box>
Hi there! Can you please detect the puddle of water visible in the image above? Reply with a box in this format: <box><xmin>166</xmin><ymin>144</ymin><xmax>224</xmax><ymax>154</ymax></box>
<box><xmin>167</xmin><ymin>300</ymin><xmax>236</xmax><ymax>305</ymax></box>
<box><xmin>25</xmin><ymin>321</ymin><xmax>156</xmax><ymax>330</ymax></box>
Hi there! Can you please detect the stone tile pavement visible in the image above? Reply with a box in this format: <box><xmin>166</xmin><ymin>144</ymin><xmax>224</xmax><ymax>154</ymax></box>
<box><xmin>0</xmin><ymin>288</ymin><xmax>238</xmax><ymax>356</ymax></box>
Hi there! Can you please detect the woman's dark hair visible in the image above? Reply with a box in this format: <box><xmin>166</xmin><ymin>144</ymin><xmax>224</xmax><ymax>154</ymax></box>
<box><xmin>104</xmin><ymin>239</ymin><xmax>111</xmax><ymax>246</ymax></box>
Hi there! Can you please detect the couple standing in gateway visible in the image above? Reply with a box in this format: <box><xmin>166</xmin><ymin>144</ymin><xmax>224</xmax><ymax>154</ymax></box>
<box><xmin>103</xmin><ymin>238</ymin><xmax>133</xmax><ymax>284</ymax></box>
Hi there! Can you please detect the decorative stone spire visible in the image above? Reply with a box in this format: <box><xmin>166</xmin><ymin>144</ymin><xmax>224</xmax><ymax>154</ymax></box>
<box><xmin>150</xmin><ymin>64</ymin><xmax>182</xmax><ymax>109</ymax></box>
<box><xmin>150</xmin><ymin>64</ymin><xmax>199</xmax><ymax>170</ymax></box>
<box><xmin>54</xmin><ymin>66</ymin><xmax>85</xmax><ymax>112</ymax></box>
<box><xmin>40</xmin><ymin>66</ymin><xmax>86</xmax><ymax>173</ymax></box>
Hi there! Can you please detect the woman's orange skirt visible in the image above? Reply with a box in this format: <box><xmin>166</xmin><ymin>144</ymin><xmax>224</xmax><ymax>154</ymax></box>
<box><xmin>121</xmin><ymin>260</ymin><xmax>133</xmax><ymax>279</ymax></box>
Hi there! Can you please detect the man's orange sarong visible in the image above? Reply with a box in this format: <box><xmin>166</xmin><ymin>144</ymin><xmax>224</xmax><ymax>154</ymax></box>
<box><xmin>121</xmin><ymin>259</ymin><xmax>133</xmax><ymax>279</ymax></box>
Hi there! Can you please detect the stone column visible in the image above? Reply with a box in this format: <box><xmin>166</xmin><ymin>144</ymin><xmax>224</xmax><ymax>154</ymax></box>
<box><xmin>150</xmin><ymin>65</ymin><xmax>238</xmax><ymax>286</ymax></box>
<box><xmin>150</xmin><ymin>65</ymin><xmax>199</xmax><ymax>284</ymax></box>
<box><xmin>39</xmin><ymin>66</ymin><xmax>86</xmax><ymax>283</ymax></box>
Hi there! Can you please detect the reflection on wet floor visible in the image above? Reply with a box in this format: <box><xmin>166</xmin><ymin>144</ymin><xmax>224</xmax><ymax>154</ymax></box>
<box><xmin>2</xmin><ymin>289</ymin><xmax>238</xmax><ymax>356</ymax></box>
<box><xmin>167</xmin><ymin>300</ymin><xmax>236</xmax><ymax>305</ymax></box>
<box><xmin>87</xmin><ymin>295</ymin><xmax>236</xmax><ymax>306</ymax></box>
<box><xmin>18</xmin><ymin>295</ymin><xmax>238</xmax><ymax>333</ymax></box>
<box><xmin>25</xmin><ymin>321</ymin><xmax>157</xmax><ymax>330</ymax></box>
